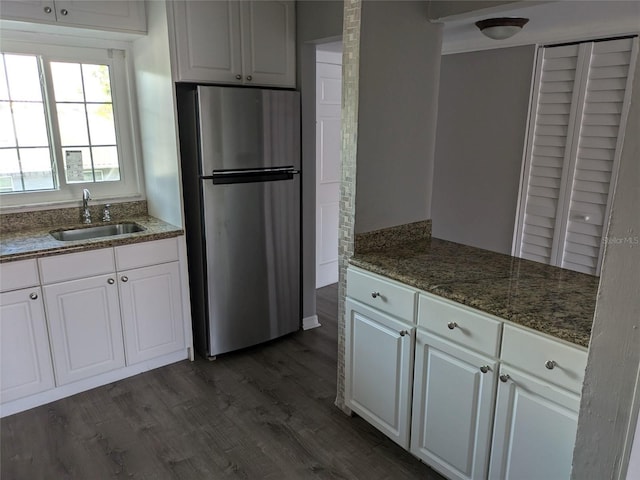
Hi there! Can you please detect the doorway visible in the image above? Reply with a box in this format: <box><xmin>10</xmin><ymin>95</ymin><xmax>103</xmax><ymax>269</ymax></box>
<box><xmin>315</xmin><ymin>41</ymin><xmax>342</xmax><ymax>288</ymax></box>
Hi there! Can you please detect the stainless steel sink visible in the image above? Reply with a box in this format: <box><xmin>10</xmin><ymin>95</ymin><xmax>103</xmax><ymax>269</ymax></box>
<box><xmin>50</xmin><ymin>222</ymin><xmax>145</xmax><ymax>242</ymax></box>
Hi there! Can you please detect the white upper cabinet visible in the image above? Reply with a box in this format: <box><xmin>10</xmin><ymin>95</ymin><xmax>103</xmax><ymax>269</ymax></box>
<box><xmin>0</xmin><ymin>0</ymin><xmax>147</xmax><ymax>33</ymax></box>
<box><xmin>172</xmin><ymin>0</ymin><xmax>295</xmax><ymax>87</ymax></box>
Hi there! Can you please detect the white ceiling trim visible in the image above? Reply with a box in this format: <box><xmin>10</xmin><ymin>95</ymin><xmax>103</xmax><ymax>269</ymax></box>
<box><xmin>441</xmin><ymin>1</ymin><xmax>640</xmax><ymax>55</ymax></box>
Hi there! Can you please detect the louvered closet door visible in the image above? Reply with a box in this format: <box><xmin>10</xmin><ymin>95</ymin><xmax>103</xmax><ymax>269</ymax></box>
<box><xmin>515</xmin><ymin>37</ymin><xmax>638</xmax><ymax>275</ymax></box>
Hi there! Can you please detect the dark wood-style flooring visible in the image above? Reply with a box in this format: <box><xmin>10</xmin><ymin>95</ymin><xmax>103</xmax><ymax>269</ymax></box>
<box><xmin>1</xmin><ymin>284</ymin><xmax>444</xmax><ymax>479</ymax></box>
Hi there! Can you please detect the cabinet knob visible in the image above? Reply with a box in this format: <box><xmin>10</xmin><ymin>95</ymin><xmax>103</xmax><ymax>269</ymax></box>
<box><xmin>235</xmin><ymin>74</ymin><xmax>242</xmax><ymax>80</ymax></box>
<box><xmin>107</xmin><ymin>278</ymin><xmax>115</xmax><ymax>285</ymax></box>
<box><xmin>121</xmin><ymin>276</ymin><xmax>128</xmax><ymax>283</ymax></box>
<box><xmin>545</xmin><ymin>360</ymin><xmax>557</xmax><ymax>370</ymax></box>
<box><xmin>60</xmin><ymin>8</ymin><xmax>68</xmax><ymax>15</ymax></box>
<box><xmin>399</xmin><ymin>330</ymin><xmax>409</xmax><ymax>337</ymax></box>
<box><xmin>29</xmin><ymin>292</ymin><xmax>38</xmax><ymax>300</ymax></box>
<box><xmin>499</xmin><ymin>374</ymin><xmax>511</xmax><ymax>383</ymax></box>
<box><xmin>480</xmin><ymin>365</ymin><xmax>491</xmax><ymax>374</ymax></box>
<box><xmin>371</xmin><ymin>292</ymin><xmax>381</xmax><ymax>299</ymax></box>
<box><xmin>246</xmin><ymin>75</ymin><xmax>253</xmax><ymax>81</ymax></box>
<box><xmin>447</xmin><ymin>321</ymin><xmax>458</xmax><ymax>330</ymax></box>
<box><xmin>43</xmin><ymin>6</ymin><xmax>52</xmax><ymax>13</ymax></box>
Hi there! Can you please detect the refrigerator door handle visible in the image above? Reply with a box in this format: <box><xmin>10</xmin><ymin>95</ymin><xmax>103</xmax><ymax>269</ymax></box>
<box><xmin>202</xmin><ymin>167</ymin><xmax>300</xmax><ymax>185</ymax></box>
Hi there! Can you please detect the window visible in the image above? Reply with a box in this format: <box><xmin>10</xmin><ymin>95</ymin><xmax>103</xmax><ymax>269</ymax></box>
<box><xmin>514</xmin><ymin>36</ymin><xmax>638</xmax><ymax>275</ymax></box>
<box><xmin>0</xmin><ymin>40</ymin><xmax>141</xmax><ymax>208</ymax></box>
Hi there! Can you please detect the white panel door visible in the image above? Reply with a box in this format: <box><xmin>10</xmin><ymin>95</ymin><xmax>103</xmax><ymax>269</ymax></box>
<box><xmin>172</xmin><ymin>0</ymin><xmax>243</xmax><ymax>83</ymax></box>
<box><xmin>0</xmin><ymin>288</ymin><xmax>55</xmax><ymax>403</ymax></box>
<box><xmin>118</xmin><ymin>262</ymin><xmax>184</xmax><ymax>365</ymax></box>
<box><xmin>411</xmin><ymin>331</ymin><xmax>497</xmax><ymax>480</ymax></box>
<box><xmin>315</xmin><ymin>58</ymin><xmax>342</xmax><ymax>287</ymax></box>
<box><xmin>345</xmin><ymin>299</ymin><xmax>414</xmax><ymax>449</ymax></box>
<box><xmin>240</xmin><ymin>1</ymin><xmax>295</xmax><ymax>87</ymax></box>
<box><xmin>43</xmin><ymin>274</ymin><xmax>125</xmax><ymax>385</ymax></box>
<box><xmin>489</xmin><ymin>367</ymin><xmax>580</xmax><ymax>480</ymax></box>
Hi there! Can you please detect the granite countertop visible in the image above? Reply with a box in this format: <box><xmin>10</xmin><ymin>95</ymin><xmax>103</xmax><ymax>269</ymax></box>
<box><xmin>350</xmin><ymin>237</ymin><xmax>599</xmax><ymax>348</ymax></box>
<box><xmin>0</xmin><ymin>216</ymin><xmax>183</xmax><ymax>263</ymax></box>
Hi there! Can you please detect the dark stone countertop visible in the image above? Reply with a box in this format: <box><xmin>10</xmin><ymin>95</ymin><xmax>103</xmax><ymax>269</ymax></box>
<box><xmin>0</xmin><ymin>216</ymin><xmax>183</xmax><ymax>263</ymax></box>
<box><xmin>350</xmin><ymin>238</ymin><xmax>599</xmax><ymax>348</ymax></box>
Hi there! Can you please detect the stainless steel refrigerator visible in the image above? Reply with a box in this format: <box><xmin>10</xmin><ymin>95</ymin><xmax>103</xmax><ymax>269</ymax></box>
<box><xmin>177</xmin><ymin>85</ymin><xmax>301</xmax><ymax>358</ymax></box>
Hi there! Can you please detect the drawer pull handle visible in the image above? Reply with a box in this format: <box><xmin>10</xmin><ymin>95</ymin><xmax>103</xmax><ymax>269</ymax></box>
<box><xmin>121</xmin><ymin>276</ymin><xmax>129</xmax><ymax>283</ymax></box>
<box><xmin>29</xmin><ymin>292</ymin><xmax>38</xmax><ymax>300</ymax></box>
<box><xmin>60</xmin><ymin>8</ymin><xmax>68</xmax><ymax>15</ymax></box>
<box><xmin>107</xmin><ymin>278</ymin><xmax>115</xmax><ymax>285</ymax></box>
<box><xmin>447</xmin><ymin>321</ymin><xmax>457</xmax><ymax>330</ymax></box>
<box><xmin>371</xmin><ymin>292</ymin><xmax>381</xmax><ymax>298</ymax></box>
<box><xmin>480</xmin><ymin>365</ymin><xmax>491</xmax><ymax>374</ymax></box>
<box><xmin>399</xmin><ymin>330</ymin><xmax>409</xmax><ymax>337</ymax></box>
<box><xmin>499</xmin><ymin>374</ymin><xmax>510</xmax><ymax>383</ymax></box>
<box><xmin>545</xmin><ymin>360</ymin><xmax>557</xmax><ymax>370</ymax></box>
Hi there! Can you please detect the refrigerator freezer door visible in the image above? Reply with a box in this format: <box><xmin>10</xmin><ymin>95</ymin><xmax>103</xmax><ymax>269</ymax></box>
<box><xmin>197</xmin><ymin>86</ymin><xmax>300</xmax><ymax>173</ymax></box>
<box><xmin>201</xmin><ymin>175</ymin><xmax>300</xmax><ymax>356</ymax></box>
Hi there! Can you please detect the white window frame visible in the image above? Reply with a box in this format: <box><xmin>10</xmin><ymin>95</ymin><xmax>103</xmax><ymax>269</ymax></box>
<box><xmin>0</xmin><ymin>38</ymin><xmax>143</xmax><ymax>210</ymax></box>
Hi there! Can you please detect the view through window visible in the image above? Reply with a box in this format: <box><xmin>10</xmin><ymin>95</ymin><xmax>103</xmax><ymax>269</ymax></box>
<box><xmin>0</xmin><ymin>53</ymin><xmax>120</xmax><ymax>194</ymax></box>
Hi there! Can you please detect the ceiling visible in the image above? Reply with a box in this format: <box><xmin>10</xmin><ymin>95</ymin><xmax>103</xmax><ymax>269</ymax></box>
<box><xmin>440</xmin><ymin>1</ymin><xmax>640</xmax><ymax>54</ymax></box>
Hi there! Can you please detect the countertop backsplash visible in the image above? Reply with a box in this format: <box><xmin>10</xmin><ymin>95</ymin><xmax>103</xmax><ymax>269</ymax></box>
<box><xmin>0</xmin><ymin>201</ymin><xmax>148</xmax><ymax>235</ymax></box>
<box><xmin>354</xmin><ymin>219</ymin><xmax>432</xmax><ymax>252</ymax></box>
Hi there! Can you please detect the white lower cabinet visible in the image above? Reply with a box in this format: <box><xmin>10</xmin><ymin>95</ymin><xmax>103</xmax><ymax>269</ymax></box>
<box><xmin>411</xmin><ymin>330</ymin><xmax>497</xmax><ymax>480</ymax></box>
<box><xmin>118</xmin><ymin>262</ymin><xmax>184</xmax><ymax>365</ymax></box>
<box><xmin>0</xmin><ymin>237</ymin><xmax>189</xmax><ymax>416</ymax></box>
<box><xmin>345</xmin><ymin>298</ymin><xmax>415</xmax><ymax>449</ymax></box>
<box><xmin>488</xmin><ymin>367</ymin><xmax>580</xmax><ymax>480</ymax></box>
<box><xmin>0</xmin><ymin>287</ymin><xmax>55</xmax><ymax>403</ymax></box>
<box><xmin>345</xmin><ymin>266</ymin><xmax>587</xmax><ymax>480</ymax></box>
<box><xmin>43</xmin><ymin>273</ymin><xmax>125</xmax><ymax>385</ymax></box>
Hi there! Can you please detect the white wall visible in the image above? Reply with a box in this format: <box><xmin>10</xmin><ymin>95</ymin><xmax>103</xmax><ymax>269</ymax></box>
<box><xmin>132</xmin><ymin>1</ymin><xmax>183</xmax><ymax>227</ymax></box>
<box><xmin>431</xmin><ymin>45</ymin><xmax>535</xmax><ymax>254</ymax></box>
<box><xmin>572</xmin><ymin>47</ymin><xmax>640</xmax><ymax>479</ymax></box>
<box><xmin>296</xmin><ymin>1</ymin><xmax>344</xmax><ymax>319</ymax></box>
<box><xmin>355</xmin><ymin>0</ymin><xmax>442</xmax><ymax>233</ymax></box>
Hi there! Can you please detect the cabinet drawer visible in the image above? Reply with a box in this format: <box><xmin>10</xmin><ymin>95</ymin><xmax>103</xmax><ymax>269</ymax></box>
<box><xmin>115</xmin><ymin>237</ymin><xmax>179</xmax><ymax>271</ymax></box>
<box><xmin>39</xmin><ymin>248</ymin><xmax>115</xmax><ymax>284</ymax></box>
<box><xmin>417</xmin><ymin>293</ymin><xmax>502</xmax><ymax>357</ymax></box>
<box><xmin>346</xmin><ymin>267</ymin><xmax>416</xmax><ymax>321</ymax></box>
<box><xmin>501</xmin><ymin>324</ymin><xmax>587</xmax><ymax>394</ymax></box>
<box><xmin>0</xmin><ymin>259</ymin><xmax>39</xmax><ymax>292</ymax></box>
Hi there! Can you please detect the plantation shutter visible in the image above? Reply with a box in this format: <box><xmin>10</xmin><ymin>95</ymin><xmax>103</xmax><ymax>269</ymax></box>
<box><xmin>515</xmin><ymin>36</ymin><xmax>638</xmax><ymax>275</ymax></box>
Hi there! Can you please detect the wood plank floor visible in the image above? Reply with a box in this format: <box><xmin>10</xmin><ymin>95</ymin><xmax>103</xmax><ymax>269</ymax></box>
<box><xmin>1</xmin><ymin>284</ymin><xmax>444</xmax><ymax>479</ymax></box>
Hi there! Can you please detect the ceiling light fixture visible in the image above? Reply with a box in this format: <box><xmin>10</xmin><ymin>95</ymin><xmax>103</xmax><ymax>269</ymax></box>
<box><xmin>475</xmin><ymin>17</ymin><xmax>529</xmax><ymax>40</ymax></box>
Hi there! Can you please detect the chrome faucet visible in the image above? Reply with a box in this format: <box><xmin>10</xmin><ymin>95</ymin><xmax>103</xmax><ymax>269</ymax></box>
<box><xmin>82</xmin><ymin>188</ymin><xmax>91</xmax><ymax>224</ymax></box>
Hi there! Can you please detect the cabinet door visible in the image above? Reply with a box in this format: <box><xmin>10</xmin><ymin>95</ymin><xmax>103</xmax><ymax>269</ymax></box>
<box><xmin>489</xmin><ymin>367</ymin><xmax>580</xmax><ymax>480</ymax></box>
<box><xmin>0</xmin><ymin>288</ymin><xmax>55</xmax><ymax>403</ymax></box>
<box><xmin>411</xmin><ymin>330</ymin><xmax>497</xmax><ymax>480</ymax></box>
<box><xmin>345</xmin><ymin>298</ymin><xmax>414</xmax><ymax>449</ymax></box>
<box><xmin>172</xmin><ymin>0</ymin><xmax>243</xmax><ymax>83</ymax></box>
<box><xmin>118</xmin><ymin>262</ymin><xmax>184</xmax><ymax>365</ymax></box>
<box><xmin>0</xmin><ymin>1</ymin><xmax>56</xmax><ymax>23</ymax></box>
<box><xmin>53</xmin><ymin>0</ymin><xmax>146</xmax><ymax>33</ymax></box>
<box><xmin>240</xmin><ymin>1</ymin><xmax>295</xmax><ymax>87</ymax></box>
<box><xmin>43</xmin><ymin>274</ymin><xmax>125</xmax><ymax>385</ymax></box>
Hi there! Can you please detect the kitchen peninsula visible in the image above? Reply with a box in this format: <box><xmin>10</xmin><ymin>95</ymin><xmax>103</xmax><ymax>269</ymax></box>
<box><xmin>344</xmin><ymin>225</ymin><xmax>598</xmax><ymax>479</ymax></box>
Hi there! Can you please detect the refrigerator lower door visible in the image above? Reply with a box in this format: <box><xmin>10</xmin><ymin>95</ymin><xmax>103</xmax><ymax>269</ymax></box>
<box><xmin>201</xmin><ymin>175</ymin><xmax>300</xmax><ymax>356</ymax></box>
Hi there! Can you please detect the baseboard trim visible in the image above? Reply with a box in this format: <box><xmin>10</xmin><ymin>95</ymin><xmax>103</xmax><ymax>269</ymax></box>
<box><xmin>0</xmin><ymin>349</ymin><xmax>189</xmax><ymax>418</ymax></box>
<box><xmin>302</xmin><ymin>314</ymin><xmax>321</xmax><ymax>330</ymax></box>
